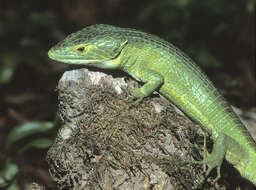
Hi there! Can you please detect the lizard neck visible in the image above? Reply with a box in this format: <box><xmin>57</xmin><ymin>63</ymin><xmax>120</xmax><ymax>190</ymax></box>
<box><xmin>119</xmin><ymin>44</ymin><xmax>138</xmax><ymax>72</ymax></box>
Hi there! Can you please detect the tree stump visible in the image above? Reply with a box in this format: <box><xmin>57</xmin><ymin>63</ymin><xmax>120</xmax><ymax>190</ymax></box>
<box><xmin>46</xmin><ymin>68</ymin><xmax>230</xmax><ymax>190</ymax></box>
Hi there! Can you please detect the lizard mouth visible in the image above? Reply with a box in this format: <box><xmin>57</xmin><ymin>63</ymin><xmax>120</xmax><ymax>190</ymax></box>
<box><xmin>48</xmin><ymin>49</ymin><xmax>99</xmax><ymax>65</ymax></box>
<box><xmin>48</xmin><ymin>49</ymin><xmax>75</xmax><ymax>62</ymax></box>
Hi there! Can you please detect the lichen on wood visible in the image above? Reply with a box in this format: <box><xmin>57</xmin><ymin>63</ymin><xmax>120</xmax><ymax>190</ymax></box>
<box><xmin>46</xmin><ymin>69</ymin><xmax>227</xmax><ymax>190</ymax></box>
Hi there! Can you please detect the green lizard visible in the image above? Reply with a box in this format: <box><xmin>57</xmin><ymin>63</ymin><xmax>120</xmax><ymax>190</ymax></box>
<box><xmin>48</xmin><ymin>24</ymin><xmax>256</xmax><ymax>185</ymax></box>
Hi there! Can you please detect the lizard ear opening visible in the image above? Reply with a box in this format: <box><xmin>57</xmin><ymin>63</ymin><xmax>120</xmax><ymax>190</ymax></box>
<box><xmin>120</xmin><ymin>40</ymin><xmax>128</xmax><ymax>49</ymax></box>
<box><xmin>114</xmin><ymin>39</ymin><xmax>128</xmax><ymax>55</ymax></box>
<box><xmin>112</xmin><ymin>39</ymin><xmax>128</xmax><ymax>59</ymax></box>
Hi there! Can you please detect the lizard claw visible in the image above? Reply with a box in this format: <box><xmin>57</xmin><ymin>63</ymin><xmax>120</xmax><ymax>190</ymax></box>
<box><xmin>128</xmin><ymin>97</ymin><xmax>143</xmax><ymax>108</ymax></box>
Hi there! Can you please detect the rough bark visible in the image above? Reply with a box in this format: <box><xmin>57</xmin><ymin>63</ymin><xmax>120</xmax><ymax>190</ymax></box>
<box><xmin>46</xmin><ymin>68</ymin><xmax>229</xmax><ymax>190</ymax></box>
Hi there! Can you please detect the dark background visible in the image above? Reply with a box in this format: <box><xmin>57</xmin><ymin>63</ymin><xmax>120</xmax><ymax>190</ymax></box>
<box><xmin>0</xmin><ymin>0</ymin><xmax>255</xmax><ymax>188</ymax></box>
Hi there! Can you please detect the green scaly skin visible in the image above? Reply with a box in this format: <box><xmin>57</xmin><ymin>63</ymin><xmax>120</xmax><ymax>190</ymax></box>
<box><xmin>48</xmin><ymin>24</ymin><xmax>256</xmax><ymax>185</ymax></box>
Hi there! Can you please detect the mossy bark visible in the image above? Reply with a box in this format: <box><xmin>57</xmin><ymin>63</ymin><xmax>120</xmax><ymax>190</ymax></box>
<box><xmin>46</xmin><ymin>69</ymin><xmax>229</xmax><ymax>190</ymax></box>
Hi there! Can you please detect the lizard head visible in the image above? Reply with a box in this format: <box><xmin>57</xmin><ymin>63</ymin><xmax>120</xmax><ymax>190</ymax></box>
<box><xmin>48</xmin><ymin>24</ymin><xmax>128</xmax><ymax>69</ymax></box>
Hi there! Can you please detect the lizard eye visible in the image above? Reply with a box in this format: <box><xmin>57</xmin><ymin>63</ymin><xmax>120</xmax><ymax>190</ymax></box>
<box><xmin>76</xmin><ymin>46</ymin><xmax>86</xmax><ymax>53</ymax></box>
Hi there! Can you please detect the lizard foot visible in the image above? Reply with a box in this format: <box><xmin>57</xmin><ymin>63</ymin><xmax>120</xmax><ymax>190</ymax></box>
<box><xmin>199</xmin><ymin>133</ymin><xmax>228</xmax><ymax>184</ymax></box>
<box><xmin>127</xmin><ymin>88</ymin><xmax>147</xmax><ymax>107</ymax></box>
<box><xmin>128</xmin><ymin>97</ymin><xmax>143</xmax><ymax>108</ymax></box>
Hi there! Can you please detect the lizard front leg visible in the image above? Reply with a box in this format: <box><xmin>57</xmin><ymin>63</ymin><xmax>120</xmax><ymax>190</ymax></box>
<box><xmin>129</xmin><ymin>69</ymin><xmax>164</xmax><ymax>99</ymax></box>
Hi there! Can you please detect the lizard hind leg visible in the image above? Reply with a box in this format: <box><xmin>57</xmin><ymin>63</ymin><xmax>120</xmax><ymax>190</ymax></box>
<box><xmin>201</xmin><ymin>133</ymin><xmax>228</xmax><ymax>183</ymax></box>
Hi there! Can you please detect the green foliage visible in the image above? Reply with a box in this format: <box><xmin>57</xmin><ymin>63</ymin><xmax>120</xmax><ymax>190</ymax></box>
<box><xmin>0</xmin><ymin>119</ymin><xmax>58</xmax><ymax>189</ymax></box>
<box><xmin>5</xmin><ymin>121</ymin><xmax>55</xmax><ymax>150</ymax></box>
<box><xmin>0</xmin><ymin>60</ymin><xmax>15</xmax><ymax>84</ymax></box>
<box><xmin>0</xmin><ymin>160</ymin><xmax>20</xmax><ymax>190</ymax></box>
<box><xmin>196</xmin><ymin>49</ymin><xmax>221</xmax><ymax>69</ymax></box>
<box><xmin>247</xmin><ymin>0</ymin><xmax>255</xmax><ymax>13</ymax></box>
<box><xmin>18</xmin><ymin>138</ymin><xmax>53</xmax><ymax>154</ymax></box>
<box><xmin>6</xmin><ymin>181</ymin><xmax>20</xmax><ymax>190</ymax></box>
